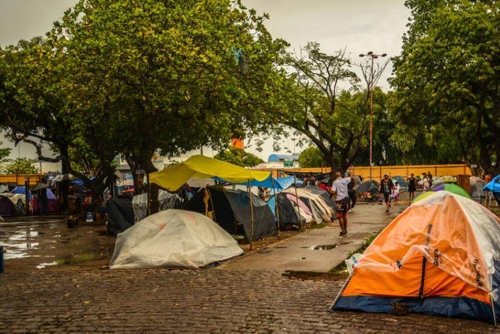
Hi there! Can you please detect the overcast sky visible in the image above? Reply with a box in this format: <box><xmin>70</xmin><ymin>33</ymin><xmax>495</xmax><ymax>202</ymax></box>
<box><xmin>0</xmin><ymin>0</ymin><xmax>411</xmax><ymax>161</ymax></box>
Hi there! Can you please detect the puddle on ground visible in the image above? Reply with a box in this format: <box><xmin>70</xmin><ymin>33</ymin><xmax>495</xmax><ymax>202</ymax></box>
<box><xmin>1</xmin><ymin>224</ymin><xmax>60</xmax><ymax>259</ymax></box>
<box><xmin>36</xmin><ymin>261</ymin><xmax>58</xmax><ymax>269</ymax></box>
<box><xmin>0</xmin><ymin>216</ymin><xmax>115</xmax><ymax>271</ymax></box>
<box><xmin>312</xmin><ymin>244</ymin><xmax>337</xmax><ymax>250</ymax></box>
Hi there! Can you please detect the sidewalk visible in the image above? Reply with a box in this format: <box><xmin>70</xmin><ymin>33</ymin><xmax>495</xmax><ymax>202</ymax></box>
<box><xmin>219</xmin><ymin>201</ymin><xmax>406</xmax><ymax>273</ymax></box>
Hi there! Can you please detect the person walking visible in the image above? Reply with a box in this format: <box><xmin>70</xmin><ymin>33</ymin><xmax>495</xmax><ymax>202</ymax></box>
<box><xmin>392</xmin><ymin>181</ymin><xmax>400</xmax><ymax>205</ymax></box>
<box><xmin>407</xmin><ymin>173</ymin><xmax>417</xmax><ymax>203</ymax></box>
<box><xmin>332</xmin><ymin>171</ymin><xmax>351</xmax><ymax>236</ymax></box>
<box><xmin>379</xmin><ymin>173</ymin><xmax>394</xmax><ymax>214</ymax></box>
<box><xmin>347</xmin><ymin>176</ymin><xmax>357</xmax><ymax>213</ymax></box>
<box><xmin>36</xmin><ymin>178</ymin><xmax>49</xmax><ymax>215</ymax></box>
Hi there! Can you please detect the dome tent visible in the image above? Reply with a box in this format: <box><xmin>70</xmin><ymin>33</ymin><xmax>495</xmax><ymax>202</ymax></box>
<box><xmin>110</xmin><ymin>209</ymin><xmax>243</xmax><ymax>269</ymax></box>
<box><xmin>331</xmin><ymin>191</ymin><xmax>500</xmax><ymax>324</ymax></box>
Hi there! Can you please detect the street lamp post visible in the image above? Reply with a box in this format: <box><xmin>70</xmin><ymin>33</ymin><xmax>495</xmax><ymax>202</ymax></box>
<box><xmin>359</xmin><ymin>51</ymin><xmax>387</xmax><ymax>180</ymax></box>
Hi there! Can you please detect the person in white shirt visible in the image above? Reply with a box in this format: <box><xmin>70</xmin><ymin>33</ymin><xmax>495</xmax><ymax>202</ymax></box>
<box><xmin>332</xmin><ymin>171</ymin><xmax>351</xmax><ymax>237</ymax></box>
<box><xmin>392</xmin><ymin>181</ymin><xmax>400</xmax><ymax>205</ymax></box>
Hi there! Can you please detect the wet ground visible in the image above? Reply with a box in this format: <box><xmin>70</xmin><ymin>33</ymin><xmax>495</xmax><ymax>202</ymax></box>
<box><xmin>0</xmin><ymin>215</ymin><xmax>116</xmax><ymax>272</ymax></box>
<box><xmin>0</xmin><ymin>214</ymin><xmax>302</xmax><ymax>273</ymax></box>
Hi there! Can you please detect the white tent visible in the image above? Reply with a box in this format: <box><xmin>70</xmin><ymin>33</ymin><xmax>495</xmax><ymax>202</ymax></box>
<box><xmin>110</xmin><ymin>209</ymin><xmax>244</xmax><ymax>269</ymax></box>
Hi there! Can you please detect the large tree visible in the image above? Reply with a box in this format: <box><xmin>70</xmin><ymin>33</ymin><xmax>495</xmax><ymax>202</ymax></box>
<box><xmin>280</xmin><ymin>42</ymin><xmax>368</xmax><ymax>174</ymax></box>
<box><xmin>391</xmin><ymin>0</ymin><xmax>500</xmax><ymax>174</ymax></box>
<box><xmin>54</xmin><ymin>0</ymin><xmax>289</xmax><ymax>191</ymax></box>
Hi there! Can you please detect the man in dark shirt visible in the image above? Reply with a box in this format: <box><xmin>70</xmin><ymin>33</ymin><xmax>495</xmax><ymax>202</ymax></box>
<box><xmin>347</xmin><ymin>176</ymin><xmax>357</xmax><ymax>213</ymax></box>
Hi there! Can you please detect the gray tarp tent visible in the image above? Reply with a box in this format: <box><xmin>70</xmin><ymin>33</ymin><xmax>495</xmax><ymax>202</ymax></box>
<box><xmin>110</xmin><ymin>209</ymin><xmax>244</xmax><ymax>269</ymax></box>
<box><xmin>183</xmin><ymin>186</ymin><xmax>277</xmax><ymax>243</ymax></box>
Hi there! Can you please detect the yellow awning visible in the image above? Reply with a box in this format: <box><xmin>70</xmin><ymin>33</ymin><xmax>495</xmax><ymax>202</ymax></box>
<box><xmin>149</xmin><ymin>155</ymin><xmax>270</xmax><ymax>191</ymax></box>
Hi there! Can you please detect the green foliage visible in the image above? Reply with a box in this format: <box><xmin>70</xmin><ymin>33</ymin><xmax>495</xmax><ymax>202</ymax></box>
<box><xmin>277</xmin><ymin>42</ymin><xmax>373</xmax><ymax>173</ymax></box>
<box><xmin>391</xmin><ymin>0</ymin><xmax>500</xmax><ymax>172</ymax></box>
<box><xmin>0</xmin><ymin>142</ymin><xmax>11</xmax><ymax>162</ymax></box>
<box><xmin>1</xmin><ymin>157</ymin><xmax>39</xmax><ymax>174</ymax></box>
<box><xmin>0</xmin><ymin>0</ymin><xmax>290</xmax><ymax>192</ymax></box>
<box><xmin>298</xmin><ymin>146</ymin><xmax>324</xmax><ymax>167</ymax></box>
<box><xmin>329</xmin><ymin>230</ymin><xmax>381</xmax><ymax>274</ymax></box>
<box><xmin>214</xmin><ymin>147</ymin><xmax>264</xmax><ymax>167</ymax></box>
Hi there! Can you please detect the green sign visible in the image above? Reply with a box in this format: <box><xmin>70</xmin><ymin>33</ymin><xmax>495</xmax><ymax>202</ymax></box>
<box><xmin>284</xmin><ymin>159</ymin><xmax>294</xmax><ymax>167</ymax></box>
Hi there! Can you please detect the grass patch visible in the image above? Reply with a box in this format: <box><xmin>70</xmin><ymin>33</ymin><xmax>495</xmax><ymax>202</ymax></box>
<box><xmin>56</xmin><ymin>252</ymin><xmax>101</xmax><ymax>265</ymax></box>
<box><xmin>309</xmin><ymin>222</ymin><xmax>327</xmax><ymax>229</ymax></box>
<box><xmin>329</xmin><ymin>229</ymin><xmax>382</xmax><ymax>274</ymax></box>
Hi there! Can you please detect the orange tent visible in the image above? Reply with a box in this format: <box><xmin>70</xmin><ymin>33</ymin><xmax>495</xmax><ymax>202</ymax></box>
<box><xmin>331</xmin><ymin>191</ymin><xmax>500</xmax><ymax>324</ymax></box>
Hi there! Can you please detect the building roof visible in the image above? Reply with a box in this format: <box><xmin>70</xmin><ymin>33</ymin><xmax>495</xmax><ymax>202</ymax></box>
<box><xmin>267</xmin><ymin>154</ymin><xmax>299</xmax><ymax>162</ymax></box>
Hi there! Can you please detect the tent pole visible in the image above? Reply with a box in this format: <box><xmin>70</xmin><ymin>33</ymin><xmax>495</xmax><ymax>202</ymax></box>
<box><xmin>293</xmin><ymin>176</ymin><xmax>302</xmax><ymax>229</ymax></box>
<box><xmin>248</xmin><ymin>180</ymin><xmax>254</xmax><ymax>251</ymax></box>
<box><xmin>491</xmin><ymin>291</ymin><xmax>497</xmax><ymax>326</ymax></box>
<box><xmin>329</xmin><ymin>274</ymin><xmax>353</xmax><ymax>311</ymax></box>
<box><xmin>147</xmin><ymin>173</ymin><xmax>151</xmax><ymax>217</ymax></box>
<box><xmin>271</xmin><ymin>174</ymin><xmax>280</xmax><ymax>240</ymax></box>
<box><xmin>490</xmin><ymin>272</ymin><xmax>497</xmax><ymax>326</ymax></box>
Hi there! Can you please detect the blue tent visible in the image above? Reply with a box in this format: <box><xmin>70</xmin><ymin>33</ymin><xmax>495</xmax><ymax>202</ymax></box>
<box><xmin>483</xmin><ymin>175</ymin><xmax>500</xmax><ymax>192</ymax></box>
<box><xmin>11</xmin><ymin>187</ymin><xmax>57</xmax><ymax>200</ymax></box>
<box><xmin>11</xmin><ymin>186</ymin><xmax>33</xmax><ymax>200</ymax></box>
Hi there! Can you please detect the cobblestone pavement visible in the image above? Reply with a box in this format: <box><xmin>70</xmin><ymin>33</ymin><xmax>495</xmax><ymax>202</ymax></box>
<box><xmin>1</xmin><ymin>268</ymin><xmax>498</xmax><ymax>333</ymax></box>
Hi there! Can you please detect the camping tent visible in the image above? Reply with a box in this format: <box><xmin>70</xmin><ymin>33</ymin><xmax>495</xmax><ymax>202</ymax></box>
<box><xmin>413</xmin><ymin>183</ymin><xmax>471</xmax><ymax>203</ymax></box>
<box><xmin>284</xmin><ymin>187</ymin><xmax>335</xmax><ymax>224</ymax></box>
<box><xmin>132</xmin><ymin>189</ymin><xmax>183</xmax><ymax>222</ymax></box>
<box><xmin>355</xmin><ymin>180</ymin><xmax>379</xmax><ymax>195</ymax></box>
<box><xmin>0</xmin><ymin>195</ymin><xmax>18</xmax><ymax>216</ymax></box>
<box><xmin>110</xmin><ymin>209</ymin><xmax>244</xmax><ymax>269</ymax></box>
<box><xmin>149</xmin><ymin>155</ymin><xmax>270</xmax><ymax>192</ymax></box>
<box><xmin>331</xmin><ymin>191</ymin><xmax>500</xmax><ymax>324</ymax></box>
<box><xmin>106</xmin><ymin>195</ymin><xmax>135</xmax><ymax>236</ymax></box>
<box><xmin>266</xmin><ymin>192</ymin><xmax>313</xmax><ymax>227</ymax></box>
<box><xmin>183</xmin><ymin>186</ymin><xmax>277</xmax><ymax>243</ymax></box>
<box><xmin>470</xmin><ymin>176</ymin><xmax>486</xmax><ymax>203</ymax></box>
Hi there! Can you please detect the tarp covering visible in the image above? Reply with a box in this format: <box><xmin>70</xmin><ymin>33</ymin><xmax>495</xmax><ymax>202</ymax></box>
<box><xmin>332</xmin><ymin>191</ymin><xmax>500</xmax><ymax>324</ymax></box>
<box><xmin>219</xmin><ymin>175</ymin><xmax>296</xmax><ymax>191</ymax></box>
<box><xmin>110</xmin><ymin>209</ymin><xmax>244</xmax><ymax>269</ymax></box>
<box><xmin>184</xmin><ymin>187</ymin><xmax>277</xmax><ymax>243</ymax></box>
<box><xmin>356</xmin><ymin>180</ymin><xmax>379</xmax><ymax>195</ymax></box>
<box><xmin>267</xmin><ymin>192</ymin><xmax>312</xmax><ymax>227</ymax></box>
<box><xmin>132</xmin><ymin>189</ymin><xmax>183</xmax><ymax>222</ymax></box>
<box><xmin>106</xmin><ymin>196</ymin><xmax>135</xmax><ymax>235</ymax></box>
<box><xmin>149</xmin><ymin>155</ymin><xmax>270</xmax><ymax>192</ymax></box>
<box><xmin>484</xmin><ymin>174</ymin><xmax>500</xmax><ymax>193</ymax></box>
<box><xmin>284</xmin><ymin>187</ymin><xmax>335</xmax><ymax>223</ymax></box>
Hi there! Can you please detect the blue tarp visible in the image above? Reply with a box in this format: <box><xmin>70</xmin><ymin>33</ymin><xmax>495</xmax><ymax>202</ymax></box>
<box><xmin>214</xmin><ymin>175</ymin><xmax>296</xmax><ymax>192</ymax></box>
<box><xmin>10</xmin><ymin>187</ymin><xmax>57</xmax><ymax>200</ymax></box>
<box><xmin>483</xmin><ymin>175</ymin><xmax>500</xmax><ymax>192</ymax></box>
<box><xmin>11</xmin><ymin>186</ymin><xmax>33</xmax><ymax>200</ymax></box>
